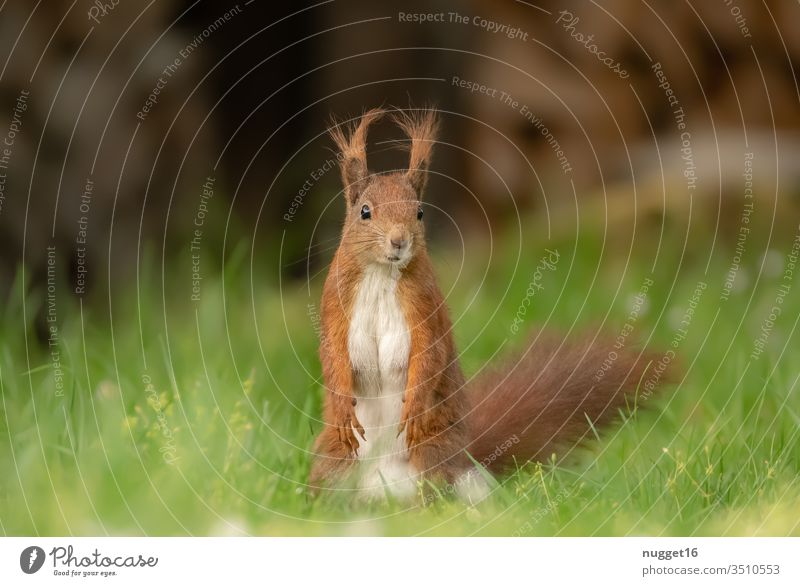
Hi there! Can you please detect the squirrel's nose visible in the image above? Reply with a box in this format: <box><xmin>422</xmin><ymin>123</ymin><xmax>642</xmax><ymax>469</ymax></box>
<box><xmin>389</xmin><ymin>229</ymin><xmax>408</xmax><ymax>250</ymax></box>
<box><xmin>390</xmin><ymin>236</ymin><xmax>407</xmax><ymax>250</ymax></box>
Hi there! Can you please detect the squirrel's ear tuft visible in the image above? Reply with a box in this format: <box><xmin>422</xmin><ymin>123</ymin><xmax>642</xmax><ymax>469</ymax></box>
<box><xmin>329</xmin><ymin>108</ymin><xmax>385</xmax><ymax>205</ymax></box>
<box><xmin>393</xmin><ymin>108</ymin><xmax>439</xmax><ymax>196</ymax></box>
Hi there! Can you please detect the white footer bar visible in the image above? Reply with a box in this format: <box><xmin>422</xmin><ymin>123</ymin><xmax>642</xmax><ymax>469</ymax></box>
<box><xmin>1</xmin><ymin>537</ymin><xmax>797</xmax><ymax>584</ymax></box>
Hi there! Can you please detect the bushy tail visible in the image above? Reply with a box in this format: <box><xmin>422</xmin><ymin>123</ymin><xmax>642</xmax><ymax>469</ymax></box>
<box><xmin>465</xmin><ymin>331</ymin><xmax>666</xmax><ymax>472</ymax></box>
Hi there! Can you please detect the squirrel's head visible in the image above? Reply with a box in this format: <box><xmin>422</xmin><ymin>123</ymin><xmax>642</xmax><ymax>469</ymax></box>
<box><xmin>329</xmin><ymin>108</ymin><xmax>438</xmax><ymax>269</ymax></box>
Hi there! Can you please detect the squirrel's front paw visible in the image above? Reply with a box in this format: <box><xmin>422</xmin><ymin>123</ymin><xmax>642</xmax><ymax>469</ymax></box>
<box><xmin>333</xmin><ymin>397</ymin><xmax>366</xmax><ymax>456</ymax></box>
<box><xmin>397</xmin><ymin>394</ymin><xmax>425</xmax><ymax>448</ymax></box>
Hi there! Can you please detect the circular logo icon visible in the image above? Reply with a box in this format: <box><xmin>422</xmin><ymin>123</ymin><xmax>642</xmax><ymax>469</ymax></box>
<box><xmin>20</xmin><ymin>546</ymin><xmax>45</xmax><ymax>574</ymax></box>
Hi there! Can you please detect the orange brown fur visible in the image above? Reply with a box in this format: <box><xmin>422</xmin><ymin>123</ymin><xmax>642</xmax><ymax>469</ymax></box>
<box><xmin>392</xmin><ymin>109</ymin><xmax>439</xmax><ymax>192</ymax></box>
<box><xmin>309</xmin><ymin>108</ymin><xmax>667</xmax><ymax>497</ymax></box>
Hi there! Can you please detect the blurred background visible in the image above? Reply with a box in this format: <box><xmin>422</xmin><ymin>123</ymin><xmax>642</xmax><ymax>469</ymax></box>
<box><xmin>1</xmin><ymin>0</ymin><xmax>800</xmax><ymax>536</ymax></box>
<box><xmin>1</xmin><ymin>0</ymin><xmax>798</xmax><ymax>304</ymax></box>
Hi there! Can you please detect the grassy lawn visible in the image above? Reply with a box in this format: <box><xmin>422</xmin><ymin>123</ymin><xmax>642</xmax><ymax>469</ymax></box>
<box><xmin>1</xmin><ymin>203</ymin><xmax>798</xmax><ymax>536</ymax></box>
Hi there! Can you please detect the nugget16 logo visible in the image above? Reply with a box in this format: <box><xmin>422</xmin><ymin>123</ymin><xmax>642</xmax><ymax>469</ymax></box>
<box><xmin>20</xmin><ymin>546</ymin><xmax>46</xmax><ymax>574</ymax></box>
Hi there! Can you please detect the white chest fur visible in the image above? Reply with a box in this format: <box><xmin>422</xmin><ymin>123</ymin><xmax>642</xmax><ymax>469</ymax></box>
<box><xmin>348</xmin><ymin>264</ymin><xmax>417</xmax><ymax>499</ymax></box>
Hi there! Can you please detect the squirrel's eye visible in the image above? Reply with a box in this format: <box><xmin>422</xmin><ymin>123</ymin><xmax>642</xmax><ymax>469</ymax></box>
<box><xmin>417</xmin><ymin>206</ymin><xmax>424</xmax><ymax>220</ymax></box>
<box><xmin>360</xmin><ymin>204</ymin><xmax>371</xmax><ymax>220</ymax></box>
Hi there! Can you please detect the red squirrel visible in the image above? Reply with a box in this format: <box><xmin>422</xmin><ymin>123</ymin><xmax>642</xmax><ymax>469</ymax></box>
<box><xmin>309</xmin><ymin>108</ymin><xmax>660</xmax><ymax>501</ymax></box>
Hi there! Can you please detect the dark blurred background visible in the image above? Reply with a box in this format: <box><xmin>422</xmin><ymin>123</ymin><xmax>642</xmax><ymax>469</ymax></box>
<box><xmin>1</xmin><ymin>0</ymin><xmax>799</xmax><ymax>303</ymax></box>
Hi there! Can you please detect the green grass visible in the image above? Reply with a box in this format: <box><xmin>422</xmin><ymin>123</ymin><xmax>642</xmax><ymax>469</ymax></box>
<box><xmin>1</xmin><ymin>208</ymin><xmax>799</xmax><ymax>536</ymax></box>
